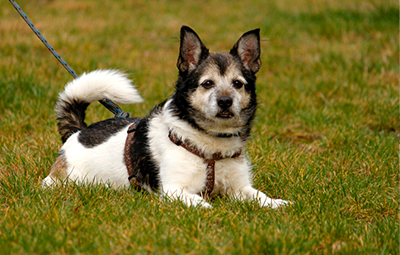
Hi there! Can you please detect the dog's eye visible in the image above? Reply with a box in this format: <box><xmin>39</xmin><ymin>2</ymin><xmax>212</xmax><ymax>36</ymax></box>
<box><xmin>201</xmin><ymin>80</ymin><xmax>214</xmax><ymax>89</ymax></box>
<box><xmin>233</xmin><ymin>80</ymin><xmax>244</xmax><ymax>89</ymax></box>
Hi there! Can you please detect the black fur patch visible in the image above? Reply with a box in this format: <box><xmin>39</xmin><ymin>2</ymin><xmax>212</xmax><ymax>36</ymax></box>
<box><xmin>237</xmin><ymin>60</ymin><xmax>258</xmax><ymax>141</ymax></box>
<box><xmin>171</xmin><ymin>57</ymin><xmax>204</xmax><ymax>131</ymax></box>
<box><xmin>210</xmin><ymin>53</ymin><xmax>230</xmax><ymax>75</ymax></box>
<box><xmin>57</xmin><ymin>99</ymin><xmax>89</xmax><ymax>143</ymax></box>
<box><xmin>78</xmin><ymin>117</ymin><xmax>140</xmax><ymax>148</ymax></box>
<box><xmin>126</xmin><ymin>105</ymin><xmax>162</xmax><ymax>191</ymax></box>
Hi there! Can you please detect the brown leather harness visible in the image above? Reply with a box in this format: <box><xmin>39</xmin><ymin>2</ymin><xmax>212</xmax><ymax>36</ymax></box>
<box><xmin>124</xmin><ymin>123</ymin><xmax>141</xmax><ymax>190</ymax></box>
<box><xmin>168</xmin><ymin>131</ymin><xmax>242</xmax><ymax>197</ymax></box>
<box><xmin>124</xmin><ymin>123</ymin><xmax>242</xmax><ymax>197</ymax></box>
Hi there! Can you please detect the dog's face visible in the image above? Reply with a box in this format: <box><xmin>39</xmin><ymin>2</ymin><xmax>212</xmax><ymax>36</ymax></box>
<box><xmin>172</xmin><ymin>26</ymin><xmax>262</xmax><ymax>137</ymax></box>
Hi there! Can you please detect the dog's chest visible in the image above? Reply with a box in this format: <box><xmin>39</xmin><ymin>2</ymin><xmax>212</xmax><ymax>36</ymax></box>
<box><xmin>147</xmin><ymin>109</ymin><xmax>248</xmax><ymax>193</ymax></box>
<box><xmin>213</xmin><ymin>156</ymin><xmax>246</xmax><ymax>190</ymax></box>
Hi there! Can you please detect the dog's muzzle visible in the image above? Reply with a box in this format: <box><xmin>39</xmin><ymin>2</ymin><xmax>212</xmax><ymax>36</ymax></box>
<box><xmin>217</xmin><ymin>96</ymin><xmax>234</xmax><ymax>118</ymax></box>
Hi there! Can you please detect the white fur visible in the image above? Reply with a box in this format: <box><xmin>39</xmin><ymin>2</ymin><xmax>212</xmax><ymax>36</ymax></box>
<box><xmin>59</xmin><ymin>69</ymin><xmax>143</xmax><ymax>104</ymax></box>
<box><xmin>43</xmin><ymin>126</ymin><xmax>131</xmax><ymax>188</ymax></box>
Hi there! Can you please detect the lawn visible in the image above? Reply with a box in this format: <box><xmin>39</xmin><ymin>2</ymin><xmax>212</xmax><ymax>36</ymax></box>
<box><xmin>0</xmin><ymin>0</ymin><xmax>398</xmax><ymax>254</ymax></box>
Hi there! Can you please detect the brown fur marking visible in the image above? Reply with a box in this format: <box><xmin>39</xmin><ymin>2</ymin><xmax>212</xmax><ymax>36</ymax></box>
<box><xmin>49</xmin><ymin>153</ymin><xmax>68</xmax><ymax>181</ymax></box>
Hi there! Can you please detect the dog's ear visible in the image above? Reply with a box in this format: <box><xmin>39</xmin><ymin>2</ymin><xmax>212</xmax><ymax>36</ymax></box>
<box><xmin>177</xmin><ymin>26</ymin><xmax>209</xmax><ymax>73</ymax></box>
<box><xmin>230</xmin><ymin>29</ymin><xmax>262</xmax><ymax>73</ymax></box>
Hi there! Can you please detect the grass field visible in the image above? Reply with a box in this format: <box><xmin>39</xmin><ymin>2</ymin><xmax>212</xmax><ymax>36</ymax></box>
<box><xmin>0</xmin><ymin>0</ymin><xmax>398</xmax><ymax>254</ymax></box>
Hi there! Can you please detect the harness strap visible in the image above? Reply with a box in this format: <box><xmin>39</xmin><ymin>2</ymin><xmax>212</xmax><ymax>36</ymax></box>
<box><xmin>124</xmin><ymin>123</ymin><xmax>142</xmax><ymax>190</ymax></box>
<box><xmin>168</xmin><ymin>131</ymin><xmax>241</xmax><ymax>197</ymax></box>
<box><xmin>124</xmin><ymin>125</ymin><xmax>242</xmax><ymax>197</ymax></box>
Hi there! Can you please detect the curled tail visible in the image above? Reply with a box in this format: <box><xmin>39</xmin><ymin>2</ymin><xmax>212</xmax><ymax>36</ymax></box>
<box><xmin>56</xmin><ymin>69</ymin><xmax>143</xmax><ymax>143</ymax></box>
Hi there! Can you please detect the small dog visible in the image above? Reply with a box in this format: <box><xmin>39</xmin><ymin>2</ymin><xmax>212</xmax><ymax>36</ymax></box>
<box><xmin>43</xmin><ymin>26</ymin><xmax>289</xmax><ymax>209</ymax></box>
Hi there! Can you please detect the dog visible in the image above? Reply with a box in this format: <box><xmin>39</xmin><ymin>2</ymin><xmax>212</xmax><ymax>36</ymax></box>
<box><xmin>43</xmin><ymin>26</ymin><xmax>289</xmax><ymax>209</ymax></box>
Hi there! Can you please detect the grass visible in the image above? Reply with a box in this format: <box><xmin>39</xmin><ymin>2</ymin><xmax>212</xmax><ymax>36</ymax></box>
<box><xmin>0</xmin><ymin>0</ymin><xmax>398</xmax><ymax>254</ymax></box>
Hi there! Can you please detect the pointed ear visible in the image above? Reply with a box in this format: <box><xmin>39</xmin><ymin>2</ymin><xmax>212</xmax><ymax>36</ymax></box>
<box><xmin>177</xmin><ymin>26</ymin><xmax>209</xmax><ymax>73</ymax></box>
<box><xmin>230</xmin><ymin>28</ymin><xmax>262</xmax><ymax>73</ymax></box>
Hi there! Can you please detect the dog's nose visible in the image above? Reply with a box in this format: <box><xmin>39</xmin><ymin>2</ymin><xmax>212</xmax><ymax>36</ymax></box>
<box><xmin>218</xmin><ymin>96</ymin><xmax>233</xmax><ymax>109</ymax></box>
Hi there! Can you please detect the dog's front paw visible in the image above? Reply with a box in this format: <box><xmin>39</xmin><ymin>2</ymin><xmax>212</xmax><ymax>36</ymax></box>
<box><xmin>163</xmin><ymin>189</ymin><xmax>213</xmax><ymax>209</ymax></box>
<box><xmin>256</xmin><ymin>193</ymin><xmax>292</xmax><ymax>209</ymax></box>
<box><xmin>183</xmin><ymin>194</ymin><xmax>213</xmax><ymax>209</ymax></box>
<box><xmin>267</xmin><ymin>198</ymin><xmax>292</xmax><ymax>209</ymax></box>
<box><xmin>195</xmin><ymin>200</ymin><xmax>213</xmax><ymax>209</ymax></box>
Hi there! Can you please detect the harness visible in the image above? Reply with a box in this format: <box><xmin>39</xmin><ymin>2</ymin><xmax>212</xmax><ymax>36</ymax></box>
<box><xmin>124</xmin><ymin>124</ymin><xmax>242</xmax><ymax>197</ymax></box>
<box><xmin>124</xmin><ymin>123</ymin><xmax>141</xmax><ymax>189</ymax></box>
<box><xmin>168</xmin><ymin>131</ymin><xmax>242</xmax><ymax>197</ymax></box>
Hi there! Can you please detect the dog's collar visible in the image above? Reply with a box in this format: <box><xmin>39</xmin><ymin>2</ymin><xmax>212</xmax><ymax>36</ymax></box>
<box><xmin>168</xmin><ymin>131</ymin><xmax>241</xmax><ymax>197</ymax></box>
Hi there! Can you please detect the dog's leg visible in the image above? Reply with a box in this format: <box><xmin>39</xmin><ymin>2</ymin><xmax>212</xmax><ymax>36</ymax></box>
<box><xmin>162</xmin><ymin>187</ymin><xmax>212</xmax><ymax>209</ymax></box>
<box><xmin>231</xmin><ymin>186</ymin><xmax>290</xmax><ymax>209</ymax></box>
<box><xmin>220</xmin><ymin>159</ymin><xmax>290</xmax><ymax>208</ymax></box>
<box><xmin>42</xmin><ymin>152</ymin><xmax>68</xmax><ymax>187</ymax></box>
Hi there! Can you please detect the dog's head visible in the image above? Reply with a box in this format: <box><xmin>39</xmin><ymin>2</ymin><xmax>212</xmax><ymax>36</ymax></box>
<box><xmin>171</xmin><ymin>26</ymin><xmax>261</xmax><ymax>138</ymax></box>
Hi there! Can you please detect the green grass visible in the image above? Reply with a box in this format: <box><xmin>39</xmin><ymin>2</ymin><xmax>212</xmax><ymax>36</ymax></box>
<box><xmin>0</xmin><ymin>0</ymin><xmax>398</xmax><ymax>254</ymax></box>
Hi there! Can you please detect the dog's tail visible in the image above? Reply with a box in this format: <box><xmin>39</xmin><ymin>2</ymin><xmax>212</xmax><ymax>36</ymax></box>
<box><xmin>56</xmin><ymin>69</ymin><xmax>143</xmax><ymax>143</ymax></box>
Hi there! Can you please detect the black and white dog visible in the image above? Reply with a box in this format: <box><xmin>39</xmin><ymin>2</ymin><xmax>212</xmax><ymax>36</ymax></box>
<box><xmin>43</xmin><ymin>26</ymin><xmax>289</xmax><ymax>209</ymax></box>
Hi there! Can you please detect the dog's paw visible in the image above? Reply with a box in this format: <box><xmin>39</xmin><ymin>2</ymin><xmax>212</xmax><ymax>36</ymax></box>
<box><xmin>41</xmin><ymin>176</ymin><xmax>60</xmax><ymax>188</ymax></box>
<box><xmin>257</xmin><ymin>196</ymin><xmax>292</xmax><ymax>209</ymax></box>
<box><xmin>187</xmin><ymin>196</ymin><xmax>213</xmax><ymax>209</ymax></box>
<box><xmin>268</xmin><ymin>199</ymin><xmax>292</xmax><ymax>209</ymax></box>
<box><xmin>197</xmin><ymin>201</ymin><xmax>213</xmax><ymax>209</ymax></box>
<box><xmin>163</xmin><ymin>189</ymin><xmax>213</xmax><ymax>209</ymax></box>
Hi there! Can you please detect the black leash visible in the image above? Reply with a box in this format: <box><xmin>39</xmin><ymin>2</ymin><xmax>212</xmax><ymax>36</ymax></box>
<box><xmin>9</xmin><ymin>0</ymin><xmax>130</xmax><ymax>118</ymax></box>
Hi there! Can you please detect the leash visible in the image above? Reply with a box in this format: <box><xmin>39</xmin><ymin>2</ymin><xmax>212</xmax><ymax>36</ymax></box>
<box><xmin>9</xmin><ymin>0</ymin><xmax>130</xmax><ymax>118</ymax></box>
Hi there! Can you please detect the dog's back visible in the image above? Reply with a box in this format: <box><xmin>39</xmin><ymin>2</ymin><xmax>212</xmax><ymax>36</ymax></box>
<box><xmin>42</xmin><ymin>70</ymin><xmax>143</xmax><ymax>187</ymax></box>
